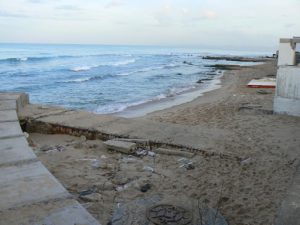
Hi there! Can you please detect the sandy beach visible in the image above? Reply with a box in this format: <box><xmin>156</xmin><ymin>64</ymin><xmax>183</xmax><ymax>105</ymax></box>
<box><xmin>22</xmin><ymin>60</ymin><xmax>300</xmax><ymax>225</ymax></box>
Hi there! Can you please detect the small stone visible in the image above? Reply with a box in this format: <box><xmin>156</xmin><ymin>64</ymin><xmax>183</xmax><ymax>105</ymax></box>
<box><xmin>23</xmin><ymin>132</ymin><xmax>29</xmax><ymax>138</ymax></box>
<box><xmin>40</xmin><ymin>145</ymin><xmax>52</xmax><ymax>152</ymax></box>
<box><xmin>79</xmin><ymin>193</ymin><xmax>102</xmax><ymax>202</ymax></box>
<box><xmin>140</xmin><ymin>183</ymin><xmax>151</xmax><ymax>193</ymax></box>
<box><xmin>80</xmin><ymin>135</ymin><xmax>87</xmax><ymax>142</ymax></box>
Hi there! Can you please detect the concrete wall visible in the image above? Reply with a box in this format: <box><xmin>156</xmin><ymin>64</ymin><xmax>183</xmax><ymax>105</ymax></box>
<box><xmin>278</xmin><ymin>39</ymin><xmax>296</xmax><ymax>66</ymax></box>
<box><xmin>274</xmin><ymin>67</ymin><xmax>300</xmax><ymax>116</ymax></box>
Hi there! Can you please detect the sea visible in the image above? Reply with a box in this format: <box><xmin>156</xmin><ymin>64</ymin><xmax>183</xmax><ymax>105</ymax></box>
<box><xmin>0</xmin><ymin>44</ymin><xmax>270</xmax><ymax>117</ymax></box>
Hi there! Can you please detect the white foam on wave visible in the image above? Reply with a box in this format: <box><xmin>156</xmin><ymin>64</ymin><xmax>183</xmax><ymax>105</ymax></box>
<box><xmin>19</xmin><ymin>57</ymin><xmax>28</xmax><ymax>61</ymax></box>
<box><xmin>71</xmin><ymin>66</ymin><xmax>93</xmax><ymax>72</ymax></box>
<box><xmin>95</xmin><ymin>99</ymin><xmax>149</xmax><ymax>114</ymax></box>
<box><xmin>70</xmin><ymin>77</ymin><xmax>92</xmax><ymax>83</ymax></box>
<box><xmin>112</xmin><ymin>59</ymin><xmax>136</xmax><ymax>66</ymax></box>
<box><xmin>70</xmin><ymin>59</ymin><xmax>136</xmax><ymax>72</ymax></box>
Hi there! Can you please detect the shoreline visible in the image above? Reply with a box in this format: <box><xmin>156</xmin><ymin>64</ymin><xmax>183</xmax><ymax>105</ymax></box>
<box><xmin>111</xmin><ymin>59</ymin><xmax>271</xmax><ymax>118</ymax></box>
<box><xmin>113</xmin><ymin>72</ymin><xmax>223</xmax><ymax>118</ymax></box>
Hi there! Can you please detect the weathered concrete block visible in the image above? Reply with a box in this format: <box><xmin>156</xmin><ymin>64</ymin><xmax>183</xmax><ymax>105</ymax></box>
<box><xmin>0</xmin><ymin>136</ymin><xmax>36</xmax><ymax>166</ymax></box>
<box><xmin>114</xmin><ymin>138</ymin><xmax>149</xmax><ymax>146</ymax></box>
<box><xmin>104</xmin><ymin>140</ymin><xmax>137</xmax><ymax>154</ymax></box>
<box><xmin>0</xmin><ymin>199</ymin><xmax>101</xmax><ymax>225</ymax></box>
<box><xmin>0</xmin><ymin>161</ymin><xmax>69</xmax><ymax>210</ymax></box>
<box><xmin>0</xmin><ymin>100</ymin><xmax>17</xmax><ymax>111</ymax></box>
<box><xmin>0</xmin><ymin>93</ymin><xmax>21</xmax><ymax>100</ymax></box>
<box><xmin>0</xmin><ymin>110</ymin><xmax>18</xmax><ymax>122</ymax></box>
<box><xmin>0</xmin><ymin>121</ymin><xmax>23</xmax><ymax>139</ymax></box>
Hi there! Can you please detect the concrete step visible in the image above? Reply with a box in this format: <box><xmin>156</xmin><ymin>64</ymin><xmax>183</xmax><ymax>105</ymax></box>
<box><xmin>0</xmin><ymin>161</ymin><xmax>70</xmax><ymax>210</ymax></box>
<box><xmin>0</xmin><ymin>99</ymin><xmax>17</xmax><ymax>111</ymax></box>
<box><xmin>0</xmin><ymin>199</ymin><xmax>100</xmax><ymax>225</ymax></box>
<box><xmin>0</xmin><ymin>110</ymin><xmax>18</xmax><ymax>122</ymax></box>
<box><xmin>0</xmin><ymin>136</ymin><xmax>36</xmax><ymax>166</ymax></box>
<box><xmin>0</xmin><ymin>121</ymin><xmax>23</xmax><ymax>139</ymax></box>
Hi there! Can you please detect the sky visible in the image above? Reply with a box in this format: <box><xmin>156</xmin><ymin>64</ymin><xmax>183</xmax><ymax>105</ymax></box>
<box><xmin>0</xmin><ymin>0</ymin><xmax>299</xmax><ymax>51</ymax></box>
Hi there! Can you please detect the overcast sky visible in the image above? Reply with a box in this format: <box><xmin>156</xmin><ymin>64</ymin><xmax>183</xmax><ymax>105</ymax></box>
<box><xmin>0</xmin><ymin>0</ymin><xmax>299</xmax><ymax>51</ymax></box>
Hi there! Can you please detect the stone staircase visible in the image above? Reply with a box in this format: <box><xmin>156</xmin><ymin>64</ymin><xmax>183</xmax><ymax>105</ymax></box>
<box><xmin>0</xmin><ymin>93</ymin><xmax>100</xmax><ymax>225</ymax></box>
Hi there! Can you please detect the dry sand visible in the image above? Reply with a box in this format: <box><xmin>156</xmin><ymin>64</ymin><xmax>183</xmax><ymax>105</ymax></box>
<box><xmin>28</xmin><ymin>61</ymin><xmax>300</xmax><ymax>225</ymax></box>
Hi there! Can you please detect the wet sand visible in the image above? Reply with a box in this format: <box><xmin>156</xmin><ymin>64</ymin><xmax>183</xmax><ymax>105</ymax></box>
<box><xmin>26</xmin><ymin>61</ymin><xmax>300</xmax><ymax>225</ymax></box>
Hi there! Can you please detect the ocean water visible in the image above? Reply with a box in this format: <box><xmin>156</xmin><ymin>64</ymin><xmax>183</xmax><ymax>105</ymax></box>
<box><xmin>0</xmin><ymin>44</ymin><xmax>269</xmax><ymax>115</ymax></box>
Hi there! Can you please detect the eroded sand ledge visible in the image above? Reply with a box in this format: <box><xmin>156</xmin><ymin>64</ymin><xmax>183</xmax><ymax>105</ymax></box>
<box><xmin>18</xmin><ymin>61</ymin><xmax>300</xmax><ymax>224</ymax></box>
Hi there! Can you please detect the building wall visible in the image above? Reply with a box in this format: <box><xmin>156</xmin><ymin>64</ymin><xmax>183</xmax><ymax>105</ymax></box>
<box><xmin>274</xmin><ymin>66</ymin><xmax>300</xmax><ymax>116</ymax></box>
<box><xmin>278</xmin><ymin>42</ymin><xmax>296</xmax><ymax>66</ymax></box>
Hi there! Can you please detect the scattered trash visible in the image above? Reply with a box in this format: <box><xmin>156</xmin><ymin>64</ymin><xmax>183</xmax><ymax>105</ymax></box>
<box><xmin>140</xmin><ymin>183</ymin><xmax>151</xmax><ymax>193</ymax></box>
<box><xmin>240</xmin><ymin>157</ymin><xmax>251</xmax><ymax>165</ymax></box>
<box><xmin>178</xmin><ymin>158</ymin><xmax>195</xmax><ymax>170</ymax></box>
<box><xmin>121</xmin><ymin>156</ymin><xmax>137</xmax><ymax>163</ymax></box>
<box><xmin>40</xmin><ymin>144</ymin><xmax>65</xmax><ymax>153</ymax></box>
<box><xmin>80</xmin><ymin>135</ymin><xmax>87</xmax><ymax>142</ymax></box>
<box><xmin>116</xmin><ymin>183</ymin><xmax>130</xmax><ymax>192</ymax></box>
<box><xmin>91</xmin><ymin>159</ymin><xmax>101</xmax><ymax>169</ymax></box>
<box><xmin>143</xmin><ymin>166</ymin><xmax>154</xmax><ymax>173</ymax></box>
<box><xmin>148</xmin><ymin>151</ymin><xmax>156</xmax><ymax>157</ymax></box>
<box><xmin>79</xmin><ymin>188</ymin><xmax>95</xmax><ymax>196</ymax></box>
<box><xmin>136</xmin><ymin>148</ymin><xmax>148</xmax><ymax>156</ymax></box>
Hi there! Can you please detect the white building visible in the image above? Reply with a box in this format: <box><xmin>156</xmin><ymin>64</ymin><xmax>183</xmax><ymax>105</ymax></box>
<box><xmin>274</xmin><ymin>37</ymin><xmax>300</xmax><ymax>116</ymax></box>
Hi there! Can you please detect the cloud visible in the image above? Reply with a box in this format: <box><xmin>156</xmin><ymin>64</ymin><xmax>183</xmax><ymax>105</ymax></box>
<box><xmin>202</xmin><ymin>10</ymin><xmax>217</xmax><ymax>19</ymax></box>
<box><xmin>0</xmin><ymin>10</ymin><xmax>29</xmax><ymax>18</ymax></box>
<box><xmin>284</xmin><ymin>23</ymin><xmax>296</xmax><ymax>28</ymax></box>
<box><xmin>55</xmin><ymin>5</ymin><xmax>82</xmax><ymax>11</ymax></box>
<box><xmin>181</xmin><ymin>8</ymin><xmax>189</xmax><ymax>15</ymax></box>
<box><xmin>105</xmin><ymin>0</ymin><xmax>124</xmax><ymax>8</ymax></box>
<box><xmin>26</xmin><ymin>0</ymin><xmax>47</xmax><ymax>3</ymax></box>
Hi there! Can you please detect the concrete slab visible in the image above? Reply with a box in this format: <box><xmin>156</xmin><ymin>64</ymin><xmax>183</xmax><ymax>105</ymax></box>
<box><xmin>0</xmin><ymin>93</ymin><xmax>21</xmax><ymax>100</ymax></box>
<box><xmin>0</xmin><ymin>136</ymin><xmax>36</xmax><ymax>166</ymax></box>
<box><xmin>0</xmin><ymin>100</ymin><xmax>17</xmax><ymax>111</ymax></box>
<box><xmin>0</xmin><ymin>199</ymin><xmax>101</xmax><ymax>225</ymax></box>
<box><xmin>104</xmin><ymin>140</ymin><xmax>137</xmax><ymax>154</ymax></box>
<box><xmin>0</xmin><ymin>110</ymin><xmax>18</xmax><ymax>122</ymax></box>
<box><xmin>0</xmin><ymin>161</ymin><xmax>69</xmax><ymax>210</ymax></box>
<box><xmin>0</xmin><ymin>121</ymin><xmax>23</xmax><ymax>139</ymax></box>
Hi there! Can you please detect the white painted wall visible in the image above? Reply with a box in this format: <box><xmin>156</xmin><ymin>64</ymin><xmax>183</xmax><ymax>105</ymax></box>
<box><xmin>276</xmin><ymin>67</ymin><xmax>300</xmax><ymax>99</ymax></box>
<box><xmin>278</xmin><ymin>42</ymin><xmax>296</xmax><ymax>66</ymax></box>
<box><xmin>274</xmin><ymin>66</ymin><xmax>300</xmax><ymax>116</ymax></box>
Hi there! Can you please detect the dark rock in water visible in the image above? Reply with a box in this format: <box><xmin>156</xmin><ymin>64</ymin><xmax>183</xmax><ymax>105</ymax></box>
<box><xmin>140</xmin><ymin>183</ymin><xmax>151</xmax><ymax>192</ymax></box>
<box><xmin>205</xmin><ymin>64</ymin><xmax>241</xmax><ymax>70</ymax></box>
<box><xmin>176</xmin><ymin>73</ymin><xmax>183</xmax><ymax>75</ymax></box>
<box><xmin>197</xmin><ymin>78</ymin><xmax>213</xmax><ymax>83</ymax></box>
<box><xmin>111</xmin><ymin>194</ymin><xmax>228</xmax><ymax>225</ymax></box>
<box><xmin>202</xmin><ymin>55</ymin><xmax>268</xmax><ymax>62</ymax></box>
<box><xmin>183</xmin><ymin>61</ymin><xmax>193</xmax><ymax>65</ymax></box>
